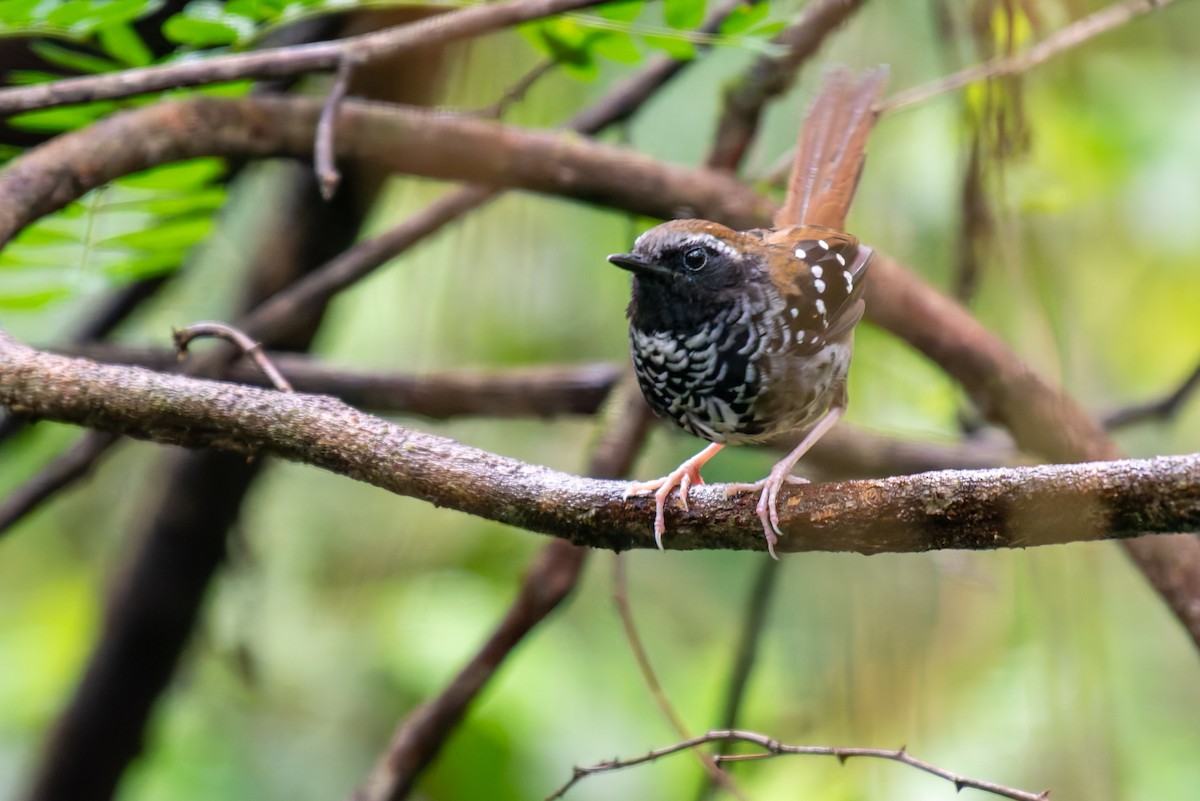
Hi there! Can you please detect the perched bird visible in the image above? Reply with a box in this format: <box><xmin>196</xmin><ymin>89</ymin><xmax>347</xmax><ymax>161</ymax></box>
<box><xmin>607</xmin><ymin>67</ymin><xmax>887</xmax><ymax>558</ymax></box>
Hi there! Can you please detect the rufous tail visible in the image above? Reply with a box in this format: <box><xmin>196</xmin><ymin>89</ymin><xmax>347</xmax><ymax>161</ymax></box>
<box><xmin>774</xmin><ymin>66</ymin><xmax>888</xmax><ymax>231</ymax></box>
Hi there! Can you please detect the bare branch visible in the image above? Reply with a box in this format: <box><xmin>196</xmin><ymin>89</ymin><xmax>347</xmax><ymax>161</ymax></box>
<box><xmin>472</xmin><ymin>58</ymin><xmax>558</xmax><ymax>120</ymax></box>
<box><xmin>3</xmin><ymin>332</ymin><xmax>1198</xmax><ymax>554</ymax></box>
<box><xmin>1104</xmin><ymin>354</ymin><xmax>1200</xmax><ymax>429</ymax></box>
<box><xmin>881</xmin><ymin>0</ymin><xmax>1180</xmax><ymax>114</ymax></box>
<box><xmin>173</xmin><ymin>322</ymin><xmax>293</xmax><ymax>392</ymax></box>
<box><xmin>549</xmin><ymin>729</ymin><xmax>1048</xmax><ymax>801</ymax></box>
<box><xmin>315</xmin><ymin>56</ymin><xmax>357</xmax><ymax>199</ymax></box>
<box><xmin>0</xmin><ymin>0</ymin><xmax>610</xmax><ymax>115</ymax></box>
<box><xmin>0</xmin><ymin>431</ymin><xmax>119</xmax><ymax>534</ymax></box>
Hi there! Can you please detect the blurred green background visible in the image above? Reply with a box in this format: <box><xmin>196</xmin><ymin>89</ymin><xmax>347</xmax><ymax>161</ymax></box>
<box><xmin>3</xmin><ymin>1</ymin><xmax>1200</xmax><ymax>799</ymax></box>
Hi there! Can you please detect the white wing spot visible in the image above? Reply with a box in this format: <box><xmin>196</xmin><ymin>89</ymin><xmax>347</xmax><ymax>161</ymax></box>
<box><xmin>815</xmin><ymin>298</ymin><xmax>827</xmax><ymax>317</ymax></box>
<box><xmin>818</xmin><ymin>239</ymin><xmax>829</xmax><ymax>250</ymax></box>
<box><xmin>813</xmin><ymin>279</ymin><xmax>826</xmax><ymax>294</ymax></box>
<box><xmin>843</xmin><ymin>270</ymin><xmax>854</xmax><ymax>291</ymax></box>
<box><xmin>789</xmin><ymin>307</ymin><xmax>799</xmax><ymax>318</ymax></box>
<box><xmin>835</xmin><ymin>253</ymin><xmax>846</xmax><ymax>266</ymax></box>
<box><xmin>811</xmin><ymin>265</ymin><xmax>823</xmax><ymax>278</ymax></box>
<box><xmin>795</xmin><ymin>330</ymin><xmax>805</xmax><ymax>343</ymax></box>
<box><xmin>794</xmin><ymin>247</ymin><xmax>807</xmax><ymax>260</ymax></box>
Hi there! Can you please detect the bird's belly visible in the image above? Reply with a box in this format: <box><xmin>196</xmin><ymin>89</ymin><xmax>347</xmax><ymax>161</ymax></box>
<box><xmin>630</xmin><ymin>324</ymin><xmax>851</xmax><ymax>445</ymax></box>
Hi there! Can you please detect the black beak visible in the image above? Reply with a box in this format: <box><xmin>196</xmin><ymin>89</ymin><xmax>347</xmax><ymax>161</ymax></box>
<box><xmin>607</xmin><ymin>253</ymin><xmax>672</xmax><ymax>279</ymax></box>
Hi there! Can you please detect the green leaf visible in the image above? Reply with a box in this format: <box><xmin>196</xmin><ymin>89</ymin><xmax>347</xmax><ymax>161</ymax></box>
<box><xmin>104</xmin><ymin>187</ymin><xmax>227</xmax><ymax>216</ymax></box>
<box><xmin>596</xmin><ymin>0</ymin><xmax>643</xmax><ymax>22</ymax></box>
<box><xmin>6</xmin><ymin>70</ymin><xmax>65</xmax><ymax>86</ymax></box>
<box><xmin>164</xmin><ymin>0</ymin><xmax>257</xmax><ymax>46</ymax></box>
<box><xmin>10</xmin><ymin>227</ymin><xmax>81</xmax><ymax>247</ymax></box>
<box><xmin>225</xmin><ymin>0</ymin><xmax>283</xmax><ymax>22</ymax></box>
<box><xmin>719</xmin><ymin>1</ymin><xmax>768</xmax><ymax>36</ymax></box>
<box><xmin>97</xmin><ymin>217</ymin><xmax>212</xmax><ymax>251</ymax></box>
<box><xmin>590</xmin><ymin>31</ymin><xmax>641</xmax><ymax>64</ymax></box>
<box><xmin>0</xmin><ymin>285</ymin><xmax>73</xmax><ymax>310</ymax></box>
<box><xmin>663</xmin><ymin>0</ymin><xmax>704</xmax><ymax>30</ymax></box>
<box><xmin>105</xmin><ymin>251</ymin><xmax>183</xmax><ymax>281</ymax></box>
<box><xmin>0</xmin><ymin>0</ymin><xmax>41</xmax><ymax>28</ymax></box>
<box><xmin>530</xmin><ymin>17</ymin><xmax>594</xmax><ymax>68</ymax></box>
<box><xmin>748</xmin><ymin>20</ymin><xmax>786</xmax><ymax>38</ymax></box>
<box><xmin>98</xmin><ymin>22</ymin><xmax>154</xmax><ymax>67</ymax></box>
<box><xmin>46</xmin><ymin>1</ymin><xmax>98</xmax><ymax>29</ymax></box>
<box><xmin>29</xmin><ymin>40</ymin><xmax>121</xmax><ymax>74</ymax></box>
<box><xmin>163</xmin><ymin>15</ymin><xmax>239</xmax><ymax>46</ymax></box>
<box><xmin>560</xmin><ymin>57</ymin><xmax>599</xmax><ymax>82</ymax></box>
<box><xmin>117</xmin><ymin>158</ymin><xmax>226</xmax><ymax>189</ymax></box>
<box><xmin>8</xmin><ymin>101</ymin><xmax>117</xmax><ymax>133</ymax></box>
<box><xmin>641</xmin><ymin>31</ymin><xmax>696</xmax><ymax>60</ymax></box>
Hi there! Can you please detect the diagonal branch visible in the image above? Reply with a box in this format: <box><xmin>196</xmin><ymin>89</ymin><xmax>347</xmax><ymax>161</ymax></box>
<box><xmin>0</xmin><ymin>0</ymin><xmax>609</xmax><ymax>115</ymax></box>
<box><xmin>881</xmin><ymin>0</ymin><xmax>1181</xmax><ymax>113</ymax></box>
<box><xmin>2</xmin><ymin>332</ymin><xmax>1198</xmax><ymax>555</ymax></box>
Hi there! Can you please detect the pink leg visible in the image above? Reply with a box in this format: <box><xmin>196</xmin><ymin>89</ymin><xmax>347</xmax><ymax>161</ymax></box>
<box><xmin>729</xmin><ymin>404</ymin><xmax>845</xmax><ymax>560</ymax></box>
<box><xmin>626</xmin><ymin>442</ymin><xmax>724</xmax><ymax>550</ymax></box>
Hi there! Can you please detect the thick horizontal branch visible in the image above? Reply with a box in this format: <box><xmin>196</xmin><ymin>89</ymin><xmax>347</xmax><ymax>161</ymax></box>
<box><xmin>0</xmin><ymin>0</ymin><xmax>605</xmax><ymax>115</ymax></box>
<box><xmin>54</xmin><ymin>342</ymin><xmax>1024</xmax><ymax>477</ymax></box>
<box><xmin>3</xmin><ymin>333</ymin><xmax>1197</xmax><ymax>554</ymax></box>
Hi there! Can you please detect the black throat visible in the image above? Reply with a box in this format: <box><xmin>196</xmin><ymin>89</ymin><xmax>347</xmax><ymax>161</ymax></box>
<box><xmin>627</xmin><ymin>275</ymin><xmax>739</xmax><ymax>333</ymax></box>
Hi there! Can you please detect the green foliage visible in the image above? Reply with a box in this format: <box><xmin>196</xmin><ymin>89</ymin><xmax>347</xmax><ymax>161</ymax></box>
<box><xmin>0</xmin><ymin>159</ymin><xmax>227</xmax><ymax>309</ymax></box>
<box><xmin>522</xmin><ymin>0</ymin><xmax>785</xmax><ymax>80</ymax></box>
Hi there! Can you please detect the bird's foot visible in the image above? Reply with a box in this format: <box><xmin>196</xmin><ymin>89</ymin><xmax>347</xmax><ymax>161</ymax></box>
<box><xmin>724</xmin><ymin>472</ymin><xmax>809</xmax><ymax>559</ymax></box>
<box><xmin>625</xmin><ymin>462</ymin><xmax>706</xmax><ymax>550</ymax></box>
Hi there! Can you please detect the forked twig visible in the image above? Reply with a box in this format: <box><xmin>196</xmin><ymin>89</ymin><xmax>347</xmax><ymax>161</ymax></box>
<box><xmin>173</xmin><ymin>321</ymin><xmax>293</xmax><ymax>392</ymax></box>
<box><xmin>548</xmin><ymin>729</ymin><xmax>1050</xmax><ymax>801</ymax></box>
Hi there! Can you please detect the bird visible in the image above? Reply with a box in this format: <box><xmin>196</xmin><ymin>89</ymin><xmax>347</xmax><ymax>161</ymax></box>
<box><xmin>607</xmin><ymin>67</ymin><xmax>887</xmax><ymax>558</ymax></box>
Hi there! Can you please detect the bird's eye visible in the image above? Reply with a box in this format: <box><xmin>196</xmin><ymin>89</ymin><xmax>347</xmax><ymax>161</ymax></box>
<box><xmin>682</xmin><ymin>247</ymin><xmax>708</xmax><ymax>271</ymax></box>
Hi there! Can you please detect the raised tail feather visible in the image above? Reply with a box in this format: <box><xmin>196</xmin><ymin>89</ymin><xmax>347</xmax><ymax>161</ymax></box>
<box><xmin>775</xmin><ymin>66</ymin><xmax>888</xmax><ymax>231</ymax></box>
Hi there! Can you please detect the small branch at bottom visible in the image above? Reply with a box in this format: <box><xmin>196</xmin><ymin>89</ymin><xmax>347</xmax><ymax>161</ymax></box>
<box><xmin>547</xmin><ymin>729</ymin><xmax>1049</xmax><ymax>801</ymax></box>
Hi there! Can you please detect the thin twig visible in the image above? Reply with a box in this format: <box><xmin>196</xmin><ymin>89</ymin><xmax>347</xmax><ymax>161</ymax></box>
<box><xmin>880</xmin><ymin>0</ymin><xmax>1180</xmax><ymax>114</ymax></box>
<box><xmin>473</xmin><ymin>58</ymin><xmax>558</xmax><ymax>119</ymax></box>
<box><xmin>1104</xmin><ymin>354</ymin><xmax>1200</xmax><ymax>429</ymax></box>
<box><xmin>0</xmin><ymin>0</ymin><xmax>610</xmax><ymax>115</ymax></box>
<box><xmin>611</xmin><ymin>556</ymin><xmax>747</xmax><ymax>801</ymax></box>
<box><xmin>0</xmin><ymin>431</ymin><xmax>119</xmax><ymax>533</ymax></box>
<box><xmin>315</xmin><ymin>56</ymin><xmax>356</xmax><ymax>199</ymax></box>
<box><xmin>548</xmin><ymin>729</ymin><xmax>1049</xmax><ymax>801</ymax></box>
<box><xmin>173</xmin><ymin>322</ymin><xmax>294</xmax><ymax>392</ymax></box>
